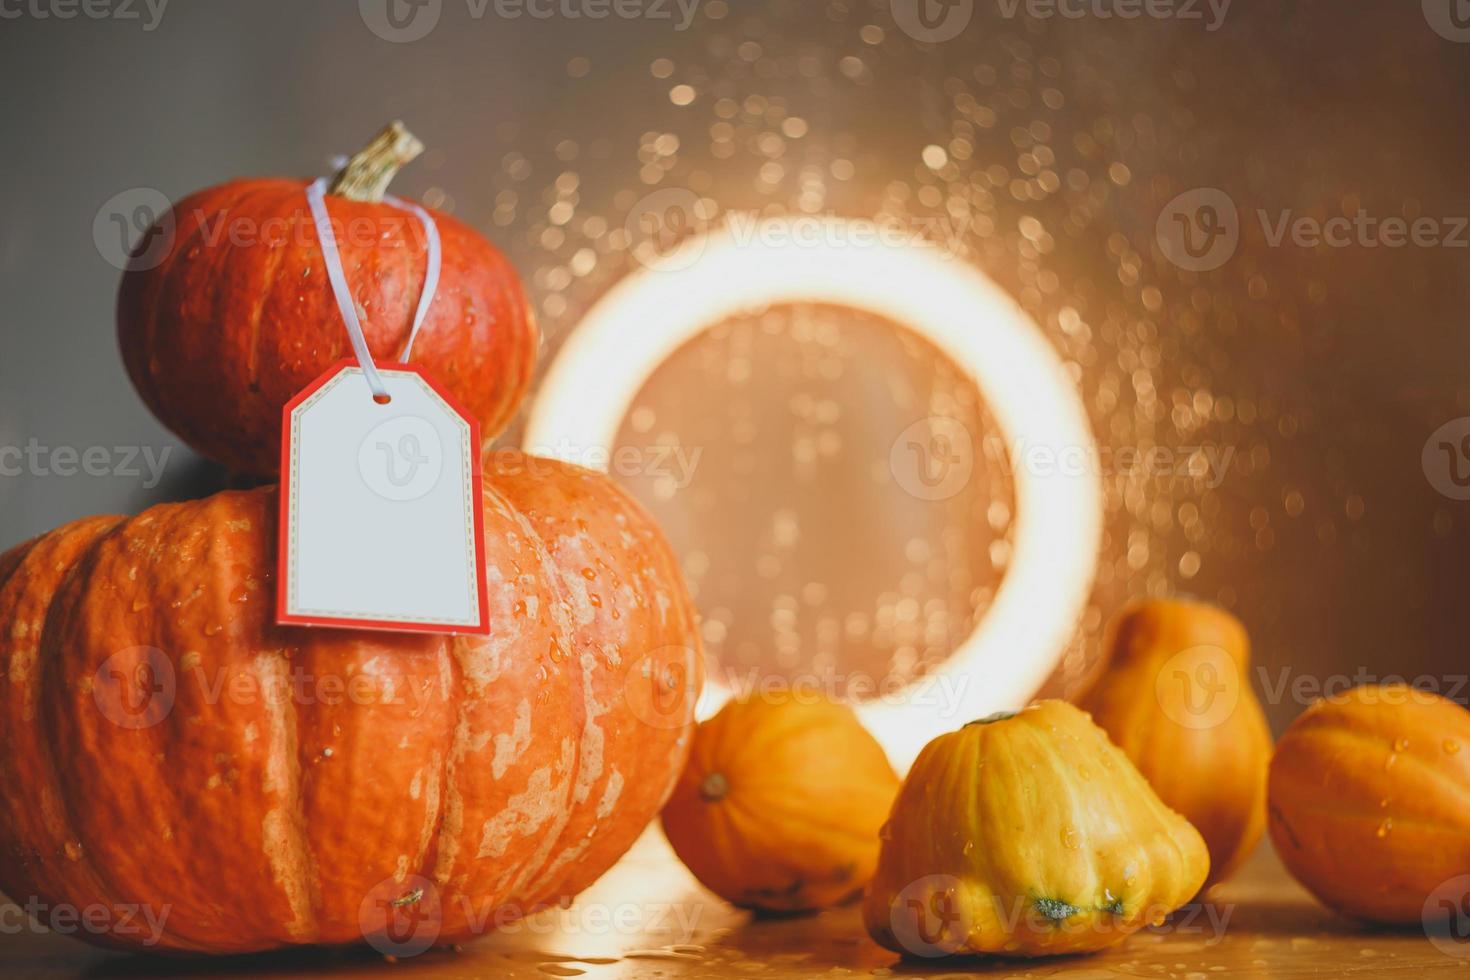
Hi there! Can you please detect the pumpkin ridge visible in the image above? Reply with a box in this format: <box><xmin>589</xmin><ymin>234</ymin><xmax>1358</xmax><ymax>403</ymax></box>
<box><xmin>1289</xmin><ymin>724</ymin><xmax>1470</xmax><ymax>813</ymax></box>
<box><xmin>722</xmin><ymin>786</ymin><xmax>891</xmax><ymax>850</ymax></box>
<box><xmin>490</xmin><ymin>498</ymin><xmax>589</xmax><ymax>902</ymax></box>
<box><xmin>1266</xmin><ymin>792</ymin><xmax>1470</xmax><ymax>836</ymax></box>
<box><xmin>258</xmin><ymin>641</ymin><xmax>320</xmax><ymax>941</ymax></box>
<box><xmin>171</xmin><ymin>182</ymin><xmax>277</xmax><ymax>396</ymax></box>
<box><xmin>417</xmin><ymin>638</ymin><xmax>460</xmax><ymax>907</ymax></box>
<box><xmin>241</xmin><ymin>184</ymin><xmax>303</xmax><ymax>393</ymax></box>
<box><xmin>39</xmin><ymin>520</ymin><xmax>145</xmax><ymax>922</ymax></box>
<box><xmin>40</xmin><ymin>513</ymin><xmax>228</xmax><ymax>951</ymax></box>
<box><xmin>179</xmin><ymin>493</ymin><xmax>323</xmax><ymax>948</ymax></box>
<box><xmin>0</xmin><ymin>522</ymin><xmax>126</xmax><ymax>933</ymax></box>
<box><xmin>145</xmin><ymin>181</ymin><xmax>262</xmax><ymax>414</ymax></box>
<box><xmin>1026</xmin><ymin>713</ymin><xmax>1106</xmax><ymax>906</ymax></box>
<box><xmin>132</xmin><ymin>184</ymin><xmax>234</xmax><ymax>412</ymax></box>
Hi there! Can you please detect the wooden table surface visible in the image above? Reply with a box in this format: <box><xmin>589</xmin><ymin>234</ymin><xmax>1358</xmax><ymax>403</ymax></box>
<box><xmin>3</xmin><ymin>830</ymin><xmax>1466</xmax><ymax>978</ymax></box>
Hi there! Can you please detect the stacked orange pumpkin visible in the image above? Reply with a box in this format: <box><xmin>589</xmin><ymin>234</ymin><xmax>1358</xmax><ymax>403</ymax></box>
<box><xmin>116</xmin><ymin>122</ymin><xmax>538</xmax><ymax>478</ymax></box>
<box><xmin>0</xmin><ymin>126</ymin><xmax>703</xmax><ymax>954</ymax></box>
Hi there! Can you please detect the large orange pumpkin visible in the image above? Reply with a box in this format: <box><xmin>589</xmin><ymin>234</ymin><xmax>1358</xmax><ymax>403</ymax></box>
<box><xmin>0</xmin><ymin>450</ymin><xmax>700</xmax><ymax>954</ymax></box>
<box><xmin>1076</xmin><ymin>598</ymin><xmax>1271</xmax><ymax>887</ymax></box>
<box><xmin>1268</xmin><ymin>683</ymin><xmax>1470</xmax><ymax>924</ymax></box>
<box><xmin>117</xmin><ymin>123</ymin><xmax>537</xmax><ymax>477</ymax></box>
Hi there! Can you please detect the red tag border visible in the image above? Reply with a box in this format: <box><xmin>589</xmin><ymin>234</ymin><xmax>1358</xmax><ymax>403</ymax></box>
<box><xmin>275</xmin><ymin>358</ymin><xmax>491</xmax><ymax>636</ymax></box>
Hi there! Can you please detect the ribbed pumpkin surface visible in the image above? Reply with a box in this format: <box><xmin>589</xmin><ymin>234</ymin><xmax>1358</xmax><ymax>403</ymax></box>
<box><xmin>0</xmin><ymin>451</ymin><xmax>699</xmax><ymax>953</ymax></box>
<box><xmin>1268</xmin><ymin>684</ymin><xmax>1470</xmax><ymax>923</ymax></box>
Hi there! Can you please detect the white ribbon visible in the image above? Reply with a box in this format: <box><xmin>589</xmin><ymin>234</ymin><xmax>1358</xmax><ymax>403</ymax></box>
<box><xmin>305</xmin><ymin>177</ymin><xmax>443</xmax><ymax>400</ymax></box>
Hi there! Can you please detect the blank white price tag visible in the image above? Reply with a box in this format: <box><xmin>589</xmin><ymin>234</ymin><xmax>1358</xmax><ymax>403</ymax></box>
<box><xmin>278</xmin><ymin>360</ymin><xmax>489</xmax><ymax>635</ymax></box>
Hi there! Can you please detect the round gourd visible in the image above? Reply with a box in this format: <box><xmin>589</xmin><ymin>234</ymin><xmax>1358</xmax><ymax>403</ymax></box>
<box><xmin>117</xmin><ymin>122</ymin><xmax>537</xmax><ymax>476</ymax></box>
<box><xmin>0</xmin><ymin>450</ymin><xmax>699</xmax><ymax>954</ymax></box>
<box><xmin>1268</xmin><ymin>683</ymin><xmax>1470</xmax><ymax>924</ymax></box>
<box><xmin>864</xmin><ymin>701</ymin><xmax>1209</xmax><ymax>958</ymax></box>
<box><xmin>1076</xmin><ymin>598</ymin><xmax>1271</xmax><ymax>887</ymax></box>
<box><xmin>660</xmin><ymin>696</ymin><xmax>899</xmax><ymax>912</ymax></box>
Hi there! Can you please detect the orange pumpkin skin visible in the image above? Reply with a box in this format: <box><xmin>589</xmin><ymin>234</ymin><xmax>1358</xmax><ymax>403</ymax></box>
<box><xmin>1267</xmin><ymin>684</ymin><xmax>1470</xmax><ymax>924</ymax></box>
<box><xmin>117</xmin><ymin>177</ymin><xmax>536</xmax><ymax>476</ymax></box>
<box><xmin>1076</xmin><ymin>599</ymin><xmax>1271</xmax><ymax>887</ymax></box>
<box><xmin>0</xmin><ymin>450</ymin><xmax>699</xmax><ymax>954</ymax></box>
<box><xmin>660</xmin><ymin>697</ymin><xmax>899</xmax><ymax>912</ymax></box>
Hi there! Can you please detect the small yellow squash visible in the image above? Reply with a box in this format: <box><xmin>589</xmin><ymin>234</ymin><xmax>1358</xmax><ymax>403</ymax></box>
<box><xmin>661</xmin><ymin>695</ymin><xmax>900</xmax><ymax>912</ymax></box>
<box><xmin>1077</xmin><ymin>598</ymin><xmax>1271</xmax><ymax>886</ymax></box>
<box><xmin>864</xmin><ymin>700</ymin><xmax>1209</xmax><ymax>958</ymax></box>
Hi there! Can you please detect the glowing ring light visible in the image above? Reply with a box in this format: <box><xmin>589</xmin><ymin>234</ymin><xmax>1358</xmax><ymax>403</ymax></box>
<box><xmin>524</xmin><ymin>219</ymin><xmax>1102</xmax><ymax>768</ymax></box>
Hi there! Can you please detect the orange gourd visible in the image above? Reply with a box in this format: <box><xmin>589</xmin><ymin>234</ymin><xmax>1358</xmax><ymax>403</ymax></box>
<box><xmin>0</xmin><ymin>450</ymin><xmax>700</xmax><ymax>954</ymax></box>
<box><xmin>1268</xmin><ymin>683</ymin><xmax>1470</xmax><ymax>924</ymax></box>
<box><xmin>865</xmin><ymin>701</ymin><xmax>1209</xmax><ymax>958</ymax></box>
<box><xmin>116</xmin><ymin>123</ymin><xmax>536</xmax><ymax>477</ymax></box>
<box><xmin>660</xmin><ymin>696</ymin><xmax>899</xmax><ymax>912</ymax></box>
<box><xmin>1076</xmin><ymin>598</ymin><xmax>1271</xmax><ymax>886</ymax></box>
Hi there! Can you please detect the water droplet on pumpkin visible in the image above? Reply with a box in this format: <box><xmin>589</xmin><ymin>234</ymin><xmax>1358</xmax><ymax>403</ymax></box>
<box><xmin>581</xmin><ymin>567</ymin><xmax>597</xmax><ymax>580</ymax></box>
<box><xmin>130</xmin><ymin>599</ymin><xmax>146</xmax><ymax>613</ymax></box>
<box><xmin>589</xmin><ymin>593</ymin><xmax>602</xmax><ymax>608</ymax></box>
<box><xmin>1446</xmin><ymin>739</ymin><xmax>1462</xmax><ymax>755</ymax></box>
<box><xmin>1394</xmin><ymin>738</ymin><xmax>1411</xmax><ymax>752</ymax></box>
<box><xmin>63</xmin><ymin>841</ymin><xmax>83</xmax><ymax>861</ymax></box>
<box><xmin>962</xmin><ymin>840</ymin><xmax>974</xmax><ymax>855</ymax></box>
<box><xmin>1063</xmin><ymin>827</ymin><xmax>1082</xmax><ymax>849</ymax></box>
<box><xmin>1376</xmin><ymin>819</ymin><xmax>1393</xmax><ymax>838</ymax></box>
<box><xmin>1384</xmin><ymin>754</ymin><xmax>1397</xmax><ymax>771</ymax></box>
<box><xmin>204</xmin><ymin>624</ymin><xmax>222</xmax><ymax>636</ymax></box>
<box><xmin>1378</xmin><ymin>797</ymin><xmax>1390</xmax><ymax>808</ymax></box>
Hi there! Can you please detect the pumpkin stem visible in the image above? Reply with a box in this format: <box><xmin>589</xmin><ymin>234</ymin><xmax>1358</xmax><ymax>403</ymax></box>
<box><xmin>699</xmin><ymin>772</ymin><xmax>730</xmax><ymax>802</ymax></box>
<box><xmin>328</xmin><ymin>121</ymin><xmax>424</xmax><ymax>203</ymax></box>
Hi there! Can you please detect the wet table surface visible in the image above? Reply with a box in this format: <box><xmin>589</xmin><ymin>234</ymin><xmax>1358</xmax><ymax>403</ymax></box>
<box><xmin>3</xmin><ymin>830</ymin><xmax>1466</xmax><ymax>978</ymax></box>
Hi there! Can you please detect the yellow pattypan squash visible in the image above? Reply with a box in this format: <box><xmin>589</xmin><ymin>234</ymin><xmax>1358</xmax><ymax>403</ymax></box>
<box><xmin>863</xmin><ymin>700</ymin><xmax>1209</xmax><ymax>958</ymax></box>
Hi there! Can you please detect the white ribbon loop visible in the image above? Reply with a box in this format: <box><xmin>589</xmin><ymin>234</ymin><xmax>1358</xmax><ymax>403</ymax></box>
<box><xmin>305</xmin><ymin>177</ymin><xmax>443</xmax><ymax>400</ymax></box>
